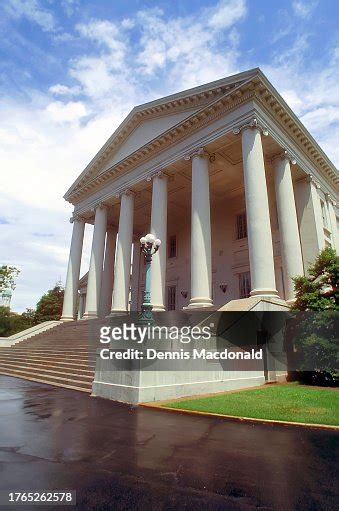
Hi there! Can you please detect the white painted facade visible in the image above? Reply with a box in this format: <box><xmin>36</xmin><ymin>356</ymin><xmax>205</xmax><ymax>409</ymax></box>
<box><xmin>61</xmin><ymin>69</ymin><xmax>338</xmax><ymax>321</ymax></box>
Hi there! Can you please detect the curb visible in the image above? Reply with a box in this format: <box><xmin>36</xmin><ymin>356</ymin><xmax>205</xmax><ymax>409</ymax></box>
<box><xmin>140</xmin><ymin>403</ymin><xmax>339</xmax><ymax>431</ymax></box>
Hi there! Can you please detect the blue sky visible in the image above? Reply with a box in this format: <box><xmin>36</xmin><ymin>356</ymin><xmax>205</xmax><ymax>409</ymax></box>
<box><xmin>0</xmin><ymin>0</ymin><xmax>338</xmax><ymax>312</ymax></box>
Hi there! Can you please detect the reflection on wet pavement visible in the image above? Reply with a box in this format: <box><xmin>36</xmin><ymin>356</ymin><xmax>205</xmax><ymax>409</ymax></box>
<box><xmin>0</xmin><ymin>376</ymin><xmax>338</xmax><ymax>510</ymax></box>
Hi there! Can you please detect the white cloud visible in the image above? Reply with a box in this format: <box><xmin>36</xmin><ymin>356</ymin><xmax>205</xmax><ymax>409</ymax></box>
<box><xmin>49</xmin><ymin>84</ymin><xmax>81</xmax><ymax>96</ymax></box>
<box><xmin>3</xmin><ymin>0</ymin><xmax>56</xmax><ymax>32</ymax></box>
<box><xmin>60</xmin><ymin>0</ymin><xmax>79</xmax><ymax>17</ymax></box>
<box><xmin>45</xmin><ymin>101</ymin><xmax>87</xmax><ymax>123</ymax></box>
<box><xmin>207</xmin><ymin>0</ymin><xmax>246</xmax><ymax>29</ymax></box>
<box><xmin>76</xmin><ymin>19</ymin><xmax>127</xmax><ymax>59</ymax></box>
<box><xmin>134</xmin><ymin>1</ymin><xmax>245</xmax><ymax>84</ymax></box>
<box><xmin>292</xmin><ymin>0</ymin><xmax>317</xmax><ymax>19</ymax></box>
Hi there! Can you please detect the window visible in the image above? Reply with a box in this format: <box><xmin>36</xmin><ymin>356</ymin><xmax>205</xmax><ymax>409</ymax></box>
<box><xmin>238</xmin><ymin>272</ymin><xmax>251</xmax><ymax>299</ymax></box>
<box><xmin>167</xmin><ymin>286</ymin><xmax>176</xmax><ymax>311</ymax></box>
<box><xmin>320</xmin><ymin>200</ymin><xmax>328</xmax><ymax>228</ymax></box>
<box><xmin>236</xmin><ymin>212</ymin><xmax>247</xmax><ymax>240</ymax></box>
<box><xmin>168</xmin><ymin>235</ymin><xmax>177</xmax><ymax>258</ymax></box>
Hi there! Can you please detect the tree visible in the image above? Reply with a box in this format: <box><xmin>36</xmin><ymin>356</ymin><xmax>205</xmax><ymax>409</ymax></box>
<box><xmin>287</xmin><ymin>310</ymin><xmax>339</xmax><ymax>386</ymax></box>
<box><xmin>0</xmin><ymin>282</ymin><xmax>64</xmax><ymax>337</ymax></box>
<box><xmin>288</xmin><ymin>248</ymin><xmax>339</xmax><ymax>386</ymax></box>
<box><xmin>33</xmin><ymin>283</ymin><xmax>64</xmax><ymax>324</ymax></box>
<box><xmin>0</xmin><ymin>306</ymin><xmax>33</xmax><ymax>337</ymax></box>
<box><xmin>291</xmin><ymin>247</ymin><xmax>339</xmax><ymax>311</ymax></box>
<box><xmin>0</xmin><ymin>265</ymin><xmax>20</xmax><ymax>290</ymax></box>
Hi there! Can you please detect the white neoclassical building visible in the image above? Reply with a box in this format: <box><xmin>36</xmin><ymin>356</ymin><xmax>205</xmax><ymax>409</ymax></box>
<box><xmin>61</xmin><ymin>68</ymin><xmax>338</xmax><ymax>321</ymax></box>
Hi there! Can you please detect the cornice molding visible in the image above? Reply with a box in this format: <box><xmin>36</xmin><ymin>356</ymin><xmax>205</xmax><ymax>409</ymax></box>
<box><xmin>232</xmin><ymin>117</ymin><xmax>268</xmax><ymax>136</ymax></box>
<box><xmin>253</xmin><ymin>80</ymin><xmax>338</xmax><ymax>186</ymax></box>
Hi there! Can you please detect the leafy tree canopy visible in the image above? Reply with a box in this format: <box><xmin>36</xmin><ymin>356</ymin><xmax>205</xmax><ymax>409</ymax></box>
<box><xmin>0</xmin><ymin>282</ymin><xmax>64</xmax><ymax>336</ymax></box>
<box><xmin>0</xmin><ymin>306</ymin><xmax>33</xmax><ymax>337</ymax></box>
<box><xmin>34</xmin><ymin>283</ymin><xmax>64</xmax><ymax>324</ymax></box>
<box><xmin>0</xmin><ymin>265</ymin><xmax>20</xmax><ymax>290</ymax></box>
<box><xmin>291</xmin><ymin>247</ymin><xmax>339</xmax><ymax>311</ymax></box>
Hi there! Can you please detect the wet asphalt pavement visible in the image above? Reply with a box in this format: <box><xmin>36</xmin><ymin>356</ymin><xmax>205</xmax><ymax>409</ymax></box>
<box><xmin>0</xmin><ymin>376</ymin><xmax>338</xmax><ymax>511</ymax></box>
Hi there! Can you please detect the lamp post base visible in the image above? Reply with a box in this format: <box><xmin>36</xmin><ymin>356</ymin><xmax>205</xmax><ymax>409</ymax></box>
<box><xmin>137</xmin><ymin>303</ymin><xmax>154</xmax><ymax>325</ymax></box>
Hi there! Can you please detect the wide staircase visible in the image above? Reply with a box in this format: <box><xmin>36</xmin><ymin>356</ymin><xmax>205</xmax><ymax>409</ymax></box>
<box><xmin>0</xmin><ymin>320</ymin><xmax>102</xmax><ymax>392</ymax></box>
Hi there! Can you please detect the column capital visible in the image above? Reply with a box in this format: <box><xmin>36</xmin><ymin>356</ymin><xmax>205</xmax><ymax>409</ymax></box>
<box><xmin>146</xmin><ymin>170</ymin><xmax>169</xmax><ymax>182</ymax></box>
<box><xmin>272</xmin><ymin>149</ymin><xmax>296</xmax><ymax>165</ymax></box>
<box><xmin>306</xmin><ymin>173</ymin><xmax>321</xmax><ymax>189</ymax></box>
<box><xmin>115</xmin><ymin>189</ymin><xmax>136</xmax><ymax>199</ymax></box>
<box><xmin>233</xmin><ymin>117</ymin><xmax>269</xmax><ymax>136</ymax></box>
<box><xmin>325</xmin><ymin>193</ymin><xmax>337</xmax><ymax>206</ymax></box>
<box><xmin>70</xmin><ymin>214</ymin><xmax>86</xmax><ymax>224</ymax></box>
<box><xmin>90</xmin><ymin>202</ymin><xmax>107</xmax><ymax>213</ymax></box>
<box><xmin>184</xmin><ymin>147</ymin><xmax>215</xmax><ymax>162</ymax></box>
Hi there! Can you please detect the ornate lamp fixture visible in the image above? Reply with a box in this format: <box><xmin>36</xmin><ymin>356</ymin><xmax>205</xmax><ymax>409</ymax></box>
<box><xmin>139</xmin><ymin>233</ymin><xmax>161</xmax><ymax>324</ymax></box>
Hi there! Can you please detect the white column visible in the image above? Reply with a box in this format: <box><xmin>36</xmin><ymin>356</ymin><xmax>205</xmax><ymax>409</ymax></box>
<box><xmin>99</xmin><ymin>227</ymin><xmax>117</xmax><ymax>317</ymax></box>
<box><xmin>294</xmin><ymin>176</ymin><xmax>325</xmax><ymax>272</ymax></box>
<box><xmin>83</xmin><ymin>205</ymin><xmax>107</xmax><ymax>319</ymax></box>
<box><xmin>272</xmin><ymin>152</ymin><xmax>304</xmax><ymax>301</ymax></box>
<box><xmin>61</xmin><ymin>217</ymin><xmax>85</xmax><ymax>321</ymax></box>
<box><xmin>149</xmin><ymin>172</ymin><xmax>168</xmax><ymax>310</ymax></box>
<box><xmin>235</xmin><ymin>119</ymin><xmax>278</xmax><ymax>297</ymax></box>
<box><xmin>186</xmin><ymin>148</ymin><xmax>213</xmax><ymax>308</ymax></box>
<box><xmin>111</xmin><ymin>191</ymin><xmax>134</xmax><ymax>313</ymax></box>
<box><xmin>326</xmin><ymin>195</ymin><xmax>339</xmax><ymax>252</ymax></box>
<box><xmin>310</xmin><ymin>178</ymin><xmax>325</xmax><ymax>251</ymax></box>
<box><xmin>77</xmin><ymin>293</ymin><xmax>85</xmax><ymax>319</ymax></box>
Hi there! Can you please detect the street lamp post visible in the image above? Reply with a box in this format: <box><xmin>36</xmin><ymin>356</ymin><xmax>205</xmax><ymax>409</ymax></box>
<box><xmin>139</xmin><ymin>233</ymin><xmax>161</xmax><ymax>324</ymax></box>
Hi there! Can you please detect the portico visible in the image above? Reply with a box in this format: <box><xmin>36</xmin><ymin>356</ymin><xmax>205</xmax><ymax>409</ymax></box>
<box><xmin>61</xmin><ymin>68</ymin><xmax>338</xmax><ymax>321</ymax></box>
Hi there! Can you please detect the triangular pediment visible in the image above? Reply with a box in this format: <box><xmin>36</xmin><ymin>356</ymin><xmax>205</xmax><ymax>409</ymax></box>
<box><xmin>99</xmin><ymin>106</ymin><xmax>202</xmax><ymax>174</ymax></box>
<box><xmin>65</xmin><ymin>68</ymin><xmax>260</xmax><ymax>200</ymax></box>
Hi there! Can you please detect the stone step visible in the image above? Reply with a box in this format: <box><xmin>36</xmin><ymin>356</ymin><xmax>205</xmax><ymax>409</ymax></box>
<box><xmin>15</xmin><ymin>346</ymin><xmax>97</xmax><ymax>350</ymax></box>
<box><xmin>0</xmin><ymin>367</ymin><xmax>92</xmax><ymax>390</ymax></box>
<box><xmin>0</xmin><ymin>349</ymin><xmax>96</xmax><ymax>359</ymax></box>
<box><xmin>0</xmin><ymin>371</ymin><xmax>91</xmax><ymax>393</ymax></box>
<box><xmin>0</xmin><ymin>355</ymin><xmax>96</xmax><ymax>364</ymax></box>
<box><xmin>0</xmin><ymin>348</ymin><xmax>97</xmax><ymax>355</ymax></box>
<box><xmin>0</xmin><ymin>353</ymin><xmax>95</xmax><ymax>369</ymax></box>
<box><xmin>0</xmin><ymin>361</ymin><xmax>94</xmax><ymax>379</ymax></box>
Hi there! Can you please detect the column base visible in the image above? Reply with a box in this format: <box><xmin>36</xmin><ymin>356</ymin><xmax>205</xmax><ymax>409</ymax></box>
<box><xmin>108</xmin><ymin>310</ymin><xmax>129</xmax><ymax>317</ymax></box>
<box><xmin>60</xmin><ymin>315</ymin><xmax>75</xmax><ymax>322</ymax></box>
<box><xmin>185</xmin><ymin>297</ymin><xmax>214</xmax><ymax>309</ymax></box>
<box><xmin>250</xmin><ymin>288</ymin><xmax>279</xmax><ymax>298</ymax></box>
<box><xmin>82</xmin><ymin>312</ymin><xmax>98</xmax><ymax>320</ymax></box>
<box><xmin>151</xmin><ymin>304</ymin><xmax>166</xmax><ymax>311</ymax></box>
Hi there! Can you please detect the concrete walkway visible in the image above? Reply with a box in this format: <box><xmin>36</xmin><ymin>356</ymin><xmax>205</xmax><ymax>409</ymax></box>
<box><xmin>0</xmin><ymin>376</ymin><xmax>338</xmax><ymax>510</ymax></box>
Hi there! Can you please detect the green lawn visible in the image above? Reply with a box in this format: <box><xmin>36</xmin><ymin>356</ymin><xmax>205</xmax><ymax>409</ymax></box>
<box><xmin>163</xmin><ymin>384</ymin><xmax>339</xmax><ymax>426</ymax></box>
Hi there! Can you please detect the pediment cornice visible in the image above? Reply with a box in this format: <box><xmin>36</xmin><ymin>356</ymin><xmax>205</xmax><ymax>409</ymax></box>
<box><xmin>65</xmin><ymin>69</ymin><xmax>338</xmax><ymax>203</ymax></box>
